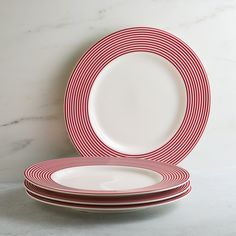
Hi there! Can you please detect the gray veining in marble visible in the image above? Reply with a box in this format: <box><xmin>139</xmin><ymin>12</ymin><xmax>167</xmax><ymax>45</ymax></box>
<box><xmin>0</xmin><ymin>115</ymin><xmax>57</xmax><ymax>127</ymax></box>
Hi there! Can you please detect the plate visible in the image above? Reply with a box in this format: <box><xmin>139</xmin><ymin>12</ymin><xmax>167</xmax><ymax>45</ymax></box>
<box><xmin>26</xmin><ymin>187</ymin><xmax>191</xmax><ymax>213</ymax></box>
<box><xmin>24</xmin><ymin>180</ymin><xmax>190</xmax><ymax>205</ymax></box>
<box><xmin>64</xmin><ymin>27</ymin><xmax>210</xmax><ymax>164</ymax></box>
<box><xmin>24</xmin><ymin>157</ymin><xmax>190</xmax><ymax>196</ymax></box>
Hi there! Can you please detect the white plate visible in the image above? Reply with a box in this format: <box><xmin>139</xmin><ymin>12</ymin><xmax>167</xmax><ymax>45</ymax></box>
<box><xmin>64</xmin><ymin>27</ymin><xmax>210</xmax><ymax>164</ymax></box>
<box><xmin>24</xmin><ymin>157</ymin><xmax>190</xmax><ymax>196</ymax></box>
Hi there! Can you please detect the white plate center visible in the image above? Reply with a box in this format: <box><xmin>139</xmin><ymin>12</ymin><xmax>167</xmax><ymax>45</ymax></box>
<box><xmin>51</xmin><ymin>165</ymin><xmax>163</xmax><ymax>191</ymax></box>
<box><xmin>88</xmin><ymin>52</ymin><xmax>186</xmax><ymax>154</ymax></box>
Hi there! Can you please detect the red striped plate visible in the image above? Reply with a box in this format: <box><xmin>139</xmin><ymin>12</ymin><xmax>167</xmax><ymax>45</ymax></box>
<box><xmin>24</xmin><ymin>157</ymin><xmax>190</xmax><ymax>196</ymax></box>
<box><xmin>25</xmin><ymin>187</ymin><xmax>191</xmax><ymax>213</ymax></box>
<box><xmin>24</xmin><ymin>180</ymin><xmax>190</xmax><ymax>205</ymax></box>
<box><xmin>64</xmin><ymin>27</ymin><xmax>210</xmax><ymax>165</ymax></box>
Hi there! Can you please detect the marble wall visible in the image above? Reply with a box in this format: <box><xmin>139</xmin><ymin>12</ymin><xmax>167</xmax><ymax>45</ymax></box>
<box><xmin>1</xmin><ymin>0</ymin><xmax>236</xmax><ymax>182</ymax></box>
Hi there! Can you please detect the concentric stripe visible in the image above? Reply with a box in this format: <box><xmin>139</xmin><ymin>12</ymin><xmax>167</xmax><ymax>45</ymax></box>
<box><xmin>64</xmin><ymin>27</ymin><xmax>210</xmax><ymax>164</ymax></box>
<box><xmin>24</xmin><ymin>157</ymin><xmax>190</xmax><ymax>196</ymax></box>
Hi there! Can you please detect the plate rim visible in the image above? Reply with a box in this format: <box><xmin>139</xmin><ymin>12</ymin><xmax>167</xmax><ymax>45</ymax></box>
<box><xmin>25</xmin><ymin>186</ymin><xmax>192</xmax><ymax>212</ymax></box>
<box><xmin>24</xmin><ymin>180</ymin><xmax>191</xmax><ymax>205</ymax></box>
<box><xmin>24</xmin><ymin>157</ymin><xmax>190</xmax><ymax>196</ymax></box>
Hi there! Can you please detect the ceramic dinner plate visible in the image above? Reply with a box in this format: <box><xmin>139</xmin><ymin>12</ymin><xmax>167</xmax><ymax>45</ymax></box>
<box><xmin>26</xmin><ymin>187</ymin><xmax>191</xmax><ymax>213</ymax></box>
<box><xmin>24</xmin><ymin>180</ymin><xmax>190</xmax><ymax>205</ymax></box>
<box><xmin>64</xmin><ymin>27</ymin><xmax>210</xmax><ymax>164</ymax></box>
<box><xmin>24</xmin><ymin>157</ymin><xmax>190</xmax><ymax>196</ymax></box>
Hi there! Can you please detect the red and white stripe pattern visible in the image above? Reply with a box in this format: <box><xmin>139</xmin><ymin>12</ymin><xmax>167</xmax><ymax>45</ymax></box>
<box><xmin>64</xmin><ymin>27</ymin><xmax>210</xmax><ymax>165</ymax></box>
<box><xmin>24</xmin><ymin>157</ymin><xmax>190</xmax><ymax>196</ymax></box>
<box><xmin>24</xmin><ymin>180</ymin><xmax>190</xmax><ymax>205</ymax></box>
<box><xmin>25</xmin><ymin>187</ymin><xmax>192</xmax><ymax>212</ymax></box>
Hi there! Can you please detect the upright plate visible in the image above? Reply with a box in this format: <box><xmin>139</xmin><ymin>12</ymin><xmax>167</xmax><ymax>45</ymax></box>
<box><xmin>65</xmin><ymin>27</ymin><xmax>210</xmax><ymax>164</ymax></box>
<box><xmin>24</xmin><ymin>157</ymin><xmax>190</xmax><ymax>196</ymax></box>
<box><xmin>26</xmin><ymin>187</ymin><xmax>191</xmax><ymax>213</ymax></box>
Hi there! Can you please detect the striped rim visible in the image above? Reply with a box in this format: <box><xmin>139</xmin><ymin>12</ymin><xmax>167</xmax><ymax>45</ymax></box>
<box><xmin>64</xmin><ymin>27</ymin><xmax>210</xmax><ymax>164</ymax></box>
<box><xmin>24</xmin><ymin>157</ymin><xmax>190</xmax><ymax>196</ymax></box>
<box><xmin>26</xmin><ymin>187</ymin><xmax>192</xmax><ymax>212</ymax></box>
<box><xmin>24</xmin><ymin>180</ymin><xmax>190</xmax><ymax>205</ymax></box>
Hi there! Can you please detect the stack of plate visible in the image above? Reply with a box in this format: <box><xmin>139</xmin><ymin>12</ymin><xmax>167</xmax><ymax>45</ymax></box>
<box><xmin>24</xmin><ymin>157</ymin><xmax>191</xmax><ymax>213</ymax></box>
<box><xmin>23</xmin><ymin>27</ymin><xmax>210</xmax><ymax>213</ymax></box>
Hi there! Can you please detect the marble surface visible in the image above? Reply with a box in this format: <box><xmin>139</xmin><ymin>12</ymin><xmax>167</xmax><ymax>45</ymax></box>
<box><xmin>1</xmin><ymin>168</ymin><xmax>236</xmax><ymax>236</ymax></box>
<box><xmin>1</xmin><ymin>0</ymin><xmax>236</xmax><ymax>182</ymax></box>
<box><xmin>0</xmin><ymin>0</ymin><xmax>236</xmax><ymax>235</ymax></box>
